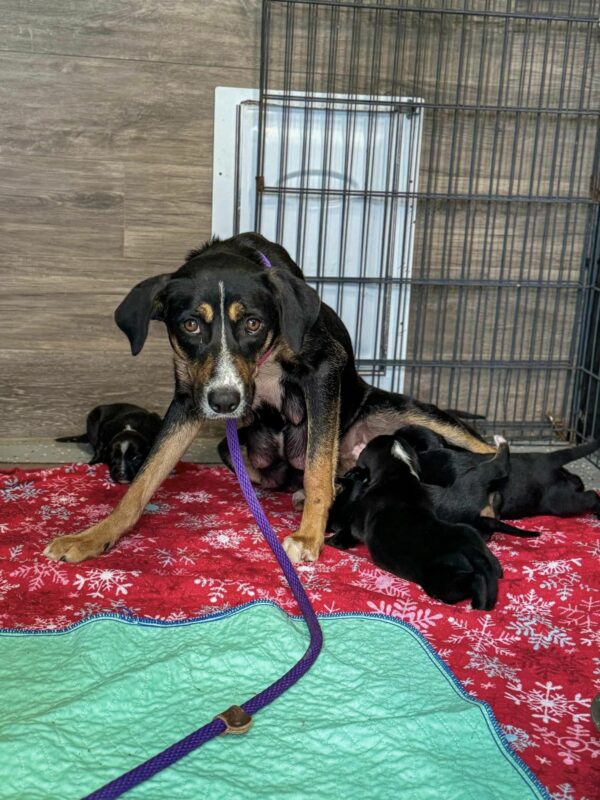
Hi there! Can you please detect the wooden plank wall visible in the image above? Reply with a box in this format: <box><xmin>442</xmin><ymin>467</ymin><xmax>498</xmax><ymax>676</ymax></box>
<box><xmin>0</xmin><ymin>1</ymin><xmax>597</xmax><ymax>440</ymax></box>
<box><xmin>0</xmin><ymin>1</ymin><xmax>261</xmax><ymax>438</ymax></box>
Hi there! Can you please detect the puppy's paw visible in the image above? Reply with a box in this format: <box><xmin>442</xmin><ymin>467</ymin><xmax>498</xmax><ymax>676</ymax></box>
<box><xmin>44</xmin><ymin>530</ymin><xmax>113</xmax><ymax>563</ymax></box>
<box><xmin>493</xmin><ymin>434</ymin><xmax>507</xmax><ymax>447</ymax></box>
<box><xmin>282</xmin><ymin>534</ymin><xmax>322</xmax><ymax>563</ymax></box>
<box><xmin>425</xmin><ymin>541</ymin><xmax>502</xmax><ymax>611</ymax></box>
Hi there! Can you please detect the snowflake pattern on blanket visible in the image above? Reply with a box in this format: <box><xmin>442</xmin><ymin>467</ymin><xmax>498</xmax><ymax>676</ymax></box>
<box><xmin>0</xmin><ymin>462</ymin><xmax>599</xmax><ymax>799</ymax></box>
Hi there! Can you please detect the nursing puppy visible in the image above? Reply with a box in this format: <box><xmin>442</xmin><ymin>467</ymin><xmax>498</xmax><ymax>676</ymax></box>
<box><xmin>396</xmin><ymin>426</ymin><xmax>600</xmax><ymax>519</ymax></box>
<box><xmin>329</xmin><ymin>431</ymin><xmax>539</xmax><ymax>542</ymax></box>
<box><xmin>327</xmin><ymin>435</ymin><xmax>503</xmax><ymax>610</ymax></box>
<box><xmin>217</xmin><ymin>402</ymin><xmax>304</xmax><ymax>492</ymax></box>
<box><xmin>392</xmin><ymin>427</ymin><xmax>538</xmax><ymax>538</ymax></box>
<box><xmin>56</xmin><ymin>403</ymin><xmax>162</xmax><ymax>484</ymax></box>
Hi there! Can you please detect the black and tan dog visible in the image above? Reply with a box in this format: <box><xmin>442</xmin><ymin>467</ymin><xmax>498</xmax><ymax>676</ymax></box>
<box><xmin>44</xmin><ymin>233</ymin><xmax>493</xmax><ymax>564</ymax></box>
<box><xmin>326</xmin><ymin>434</ymin><xmax>503</xmax><ymax>609</ymax></box>
<box><xmin>56</xmin><ymin>403</ymin><xmax>162</xmax><ymax>484</ymax></box>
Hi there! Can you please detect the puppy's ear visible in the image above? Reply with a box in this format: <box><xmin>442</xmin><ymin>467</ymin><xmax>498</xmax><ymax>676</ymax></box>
<box><xmin>268</xmin><ymin>270</ymin><xmax>321</xmax><ymax>354</ymax></box>
<box><xmin>114</xmin><ymin>273</ymin><xmax>171</xmax><ymax>355</ymax></box>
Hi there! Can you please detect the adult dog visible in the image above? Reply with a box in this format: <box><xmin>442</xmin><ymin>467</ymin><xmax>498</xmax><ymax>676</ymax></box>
<box><xmin>44</xmin><ymin>233</ymin><xmax>493</xmax><ymax>564</ymax></box>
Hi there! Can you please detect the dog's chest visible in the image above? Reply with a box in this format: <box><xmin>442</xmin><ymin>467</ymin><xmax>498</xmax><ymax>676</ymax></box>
<box><xmin>253</xmin><ymin>358</ymin><xmax>284</xmax><ymax>411</ymax></box>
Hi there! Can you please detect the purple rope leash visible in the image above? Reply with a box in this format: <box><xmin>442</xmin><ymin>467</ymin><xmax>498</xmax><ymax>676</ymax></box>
<box><xmin>82</xmin><ymin>253</ymin><xmax>323</xmax><ymax>800</ymax></box>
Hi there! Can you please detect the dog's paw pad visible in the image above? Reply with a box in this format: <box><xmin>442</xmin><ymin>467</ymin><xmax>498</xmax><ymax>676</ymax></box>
<box><xmin>282</xmin><ymin>535</ymin><xmax>320</xmax><ymax>563</ymax></box>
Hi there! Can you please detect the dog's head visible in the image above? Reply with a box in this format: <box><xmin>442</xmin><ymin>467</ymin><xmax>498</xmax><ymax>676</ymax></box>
<box><xmin>327</xmin><ymin>466</ymin><xmax>370</xmax><ymax>532</ymax></box>
<box><xmin>114</xmin><ymin>237</ymin><xmax>321</xmax><ymax>419</ymax></box>
<box><xmin>356</xmin><ymin>434</ymin><xmax>421</xmax><ymax>487</ymax></box>
<box><xmin>94</xmin><ymin>431</ymin><xmax>151</xmax><ymax>484</ymax></box>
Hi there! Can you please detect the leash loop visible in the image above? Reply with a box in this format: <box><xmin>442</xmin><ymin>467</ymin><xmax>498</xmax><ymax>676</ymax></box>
<box><xmin>215</xmin><ymin>705</ymin><xmax>254</xmax><ymax>735</ymax></box>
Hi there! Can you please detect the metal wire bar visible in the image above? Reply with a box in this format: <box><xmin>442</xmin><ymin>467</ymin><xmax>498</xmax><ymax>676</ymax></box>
<box><xmin>257</xmin><ymin>0</ymin><xmax>600</xmax><ymax>442</ymax></box>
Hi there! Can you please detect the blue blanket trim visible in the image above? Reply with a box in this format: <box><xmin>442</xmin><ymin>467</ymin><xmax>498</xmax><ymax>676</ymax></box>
<box><xmin>0</xmin><ymin>600</ymin><xmax>550</xmax><ymax>800</ymax></box>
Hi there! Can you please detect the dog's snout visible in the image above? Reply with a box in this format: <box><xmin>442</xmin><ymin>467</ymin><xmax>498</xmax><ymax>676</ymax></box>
<box><xmin>207</xmin><ymin>387</ymin><xmax>241</xmax><ymax>415</ymax></box>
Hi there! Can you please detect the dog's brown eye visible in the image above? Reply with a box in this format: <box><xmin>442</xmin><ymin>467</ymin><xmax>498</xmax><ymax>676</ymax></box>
<box><xmin>245</xmin><ymin>317</ymin><xmax>262</xmax><ymax>334</ymax></box>
<box><xmin>182</xmin><ymin>319</ymin><xmax>200</xmax><ymax>334</ymax></box>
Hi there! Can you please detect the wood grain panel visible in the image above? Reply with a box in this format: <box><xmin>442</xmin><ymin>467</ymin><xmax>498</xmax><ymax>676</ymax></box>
<box><xmin>0</xmin><ymin>155</ymin><xmax>124</xmax><ymax>257</ymax></box>
<box><xmin>0</xmin><ymin>1</ymin><xmax>260</xmax><ymax>70</ymax></box>
<box><xmin>406</xmin><ymin>364</ymin><xmax>573</xmax><ymax>432</ymax></box>
<box><xmin>2</xmin><ymin>254</ymin><xmax>183</xmax><ymax>293</ymax></box>
<box><xmin>0</xmin><ymin>348</ymin><xmax>175</xmax><ymax>439</ymax></box>
<box><xmin>411</xmin><ymin>201</ymin><xmax>587</xmax><ymax>283</ymax></box>
<box><xmin>0</xmin><ymin>53</ymin><xmax>254</xmax><ymax>165</ymax></box>
<box><xmin>124</xmin><ymin>198</ymin><xmax>211</xmax><ymax>259</ymax></box>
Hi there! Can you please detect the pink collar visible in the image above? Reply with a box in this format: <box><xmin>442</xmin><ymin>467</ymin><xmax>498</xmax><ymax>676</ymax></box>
<box><xmin>257</xmin><ymin>346</ymin><xmax>274</xmax><ymax>367</ymax></box>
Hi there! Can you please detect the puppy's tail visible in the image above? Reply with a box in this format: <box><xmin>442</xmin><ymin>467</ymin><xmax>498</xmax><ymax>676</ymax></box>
<box><xmin>55</xmin><ymin>433</ymin><xmax>89</xmax><ymax>443</ymax></box>
<box><xmin>478</xmin><ymin>438</ymin><xmax>510</xmax><ymax>484</ymax></box>
<box><xmin>546</xmin><ymin>437</ymin><xmax>600</xmax><ymax>467</ymax></box>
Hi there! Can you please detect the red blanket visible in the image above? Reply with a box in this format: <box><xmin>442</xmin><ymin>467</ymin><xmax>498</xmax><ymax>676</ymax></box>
<box><xmin>1</xmin><ymin>463</ymin><xmax>599</xmax><ymax>799</ymax></box>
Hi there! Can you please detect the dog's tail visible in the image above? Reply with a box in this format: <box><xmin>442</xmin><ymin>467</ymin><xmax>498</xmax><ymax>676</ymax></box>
<box><xmin>55</xmin><ymin>433</ymin><xmax>89</xmax><ymax>443</ymax></box>
<box><xmin>477</xmin><ymin>517</ymin><xmax>540</xmax><ymax>538</ymax></box>
<box><xmin>409</xmin><ymin>414</ymin><xmax>495</xmax><ymax>454</ymax></box>
<box><xmin>546</xmin><ymin>437</ymin><xmax>600</xmax><ymax>467</ymax></box>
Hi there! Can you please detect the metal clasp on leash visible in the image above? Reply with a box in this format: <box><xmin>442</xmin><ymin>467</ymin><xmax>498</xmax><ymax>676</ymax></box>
<box><xmin>215</xmin><ymin>705</ymin><xmax>254</xmax><ymax>735</ymax></box>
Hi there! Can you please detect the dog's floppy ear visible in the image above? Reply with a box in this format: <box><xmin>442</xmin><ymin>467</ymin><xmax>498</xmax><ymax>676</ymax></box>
<box><xmin>114</xmin><ymin>273</ymin><xmax>171</xmax><ymax>355</ymax></box>
<box><xmin>268</xmin><ymin>269</ymin><xmax>321</xmax><ymax>353</ymax></box>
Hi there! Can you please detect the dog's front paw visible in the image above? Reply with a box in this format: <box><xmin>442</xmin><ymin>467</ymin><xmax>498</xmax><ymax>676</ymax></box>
<box><xmin>282</xmin><ymin>534</ymin><xmax>322</xmax><ymax>563</ymax></box>
<box><xmin>44</xmin><ymin>529</ymin><xmax>113</xmax><ymax>563</ymax></box>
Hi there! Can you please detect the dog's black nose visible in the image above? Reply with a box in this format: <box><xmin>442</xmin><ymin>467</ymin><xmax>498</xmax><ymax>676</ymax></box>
<box><xmin>207</xmin><ymin>388</ymin><xmax>241</xmax><ymax>415</ymax></box>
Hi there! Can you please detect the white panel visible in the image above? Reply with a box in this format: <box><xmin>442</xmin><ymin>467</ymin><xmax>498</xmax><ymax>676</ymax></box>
<box><xmin>213</xmin><ymin>88</ymin><xmax>422</xmax><ymax>393</ymax></box>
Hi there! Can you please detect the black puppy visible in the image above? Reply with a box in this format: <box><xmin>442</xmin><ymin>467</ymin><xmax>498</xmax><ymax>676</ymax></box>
<box><xmin>326</xmin><ymin>434</ymin><xmax>503</xmax><ymax>610</ymax></box>
<box><xmin>217</xmin><ymin>402</ymin><xmax>304</xmax><ymax>492</ymax></box>
<box><xmin>57</xmin><ymin>403</ymin><xmax>162</xmax><ymax>484</ymax></box>
<box><xmin>391</xmin><ymin>426</ymin><xmax>538</xmax><ymax>538</ymax></box>
<box><xmin>329</xmin><ymin>433</ymin><xmax>538</xmax><ymax>545</ymax></box>
<box><xmin>395</xmin><ymin>425</ymin><xmax>600</xmax><ymax>519</ymax></box>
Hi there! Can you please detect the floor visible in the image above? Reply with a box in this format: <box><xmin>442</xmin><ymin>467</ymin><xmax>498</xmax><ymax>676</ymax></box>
<box><xmin>1</xmin><ymin>437</ymin><xmax>599</xmax><ymax>487</ymax></box>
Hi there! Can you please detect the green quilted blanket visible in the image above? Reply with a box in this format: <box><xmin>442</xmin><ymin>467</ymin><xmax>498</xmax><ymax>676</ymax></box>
<box><xmin>0</xmin><ymin>603</ymin><xmax>547</xmax><ymax>799</ymax></box>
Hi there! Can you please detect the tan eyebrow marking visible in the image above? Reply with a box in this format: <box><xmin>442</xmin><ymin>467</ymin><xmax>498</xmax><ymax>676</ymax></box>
<box><xmin>196</xmin><ymin>302</ymin><xmax>214</xmax><ymax>323</ymax></box>
<box><xmin>227</xmin><ymin>301</ymin><xmax>245</xmax><ymax>322</ymax></box>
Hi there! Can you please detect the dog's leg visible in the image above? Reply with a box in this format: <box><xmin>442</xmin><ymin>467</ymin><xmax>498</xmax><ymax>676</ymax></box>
<box><xmin>282</xmin><ymin>366</ymin><xmax>341</xmax><ymax>563</ymax></box>
<box><xmin>408</xmin><ymin>412</ymin><xmax>495</xmax><ymax>454</ymax></box>
<box><xmin>44</xmin><ymin>401</ymin><xmax>202</xmax><ymax>562</ymax></box>
<box><xmin>541</xmin><ymin>488</ymin><xmax>600</xmax><ymax>519</ymax></box>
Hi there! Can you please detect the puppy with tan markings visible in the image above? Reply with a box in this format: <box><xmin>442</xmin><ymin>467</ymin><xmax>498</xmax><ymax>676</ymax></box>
<box><xmin>44</xmin><ymin>233</ymin><xmax>493</xmax><ymax>564</ymax></box>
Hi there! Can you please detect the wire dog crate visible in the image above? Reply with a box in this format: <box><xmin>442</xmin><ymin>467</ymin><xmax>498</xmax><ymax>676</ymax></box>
<box><xmin>248</xmin><ymin>0</ymin><xmax>600</xmax><ymax>444</ymax></box>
